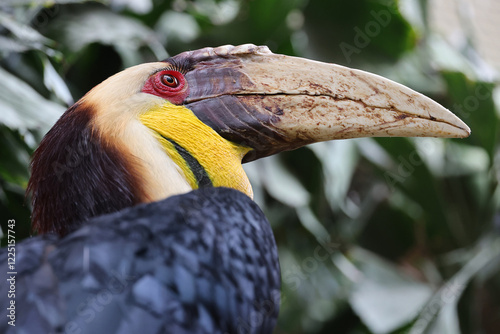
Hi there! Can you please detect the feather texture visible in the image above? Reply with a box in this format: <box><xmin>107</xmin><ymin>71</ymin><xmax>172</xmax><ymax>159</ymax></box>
<box><xmin>27</xmin><ymin>102</ymin><xmax>145</xmax><ymax>236</ymax></box>
<box><xmin>1</xmin><ymin>187</ymin><xmax>280</xmax><ymax>334</ymax></box>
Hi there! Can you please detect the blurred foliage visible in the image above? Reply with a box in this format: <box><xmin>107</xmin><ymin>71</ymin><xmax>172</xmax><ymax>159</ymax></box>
<box><xmin>1</xmin><ymin>0</ymin><xmax>499</xmax><ymax>333</ymax></box>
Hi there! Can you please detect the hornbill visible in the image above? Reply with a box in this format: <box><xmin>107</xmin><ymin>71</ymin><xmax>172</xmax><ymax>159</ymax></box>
<box><xmin>0</xmin><ymin>44</ymin><xmax>469</xmax><ymax>334</ymax></box>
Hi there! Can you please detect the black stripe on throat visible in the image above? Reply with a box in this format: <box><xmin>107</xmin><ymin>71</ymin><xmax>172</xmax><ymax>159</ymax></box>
<box><xmin>161</xmin><ymin>136</ymin><xmax>213</xmax><ymax>188</ymax></box>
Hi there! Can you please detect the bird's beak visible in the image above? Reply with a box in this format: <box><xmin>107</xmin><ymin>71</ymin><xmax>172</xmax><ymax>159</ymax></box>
<box><xmin>180</xmin><ymin>45</ymin><xmax>470</xmax><ymax>162</ymax></box>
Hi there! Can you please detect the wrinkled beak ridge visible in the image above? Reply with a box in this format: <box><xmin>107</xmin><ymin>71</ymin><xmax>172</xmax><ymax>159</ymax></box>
<box><xmin>175</xmin><ymin>44</ymin><xmax>470</xmax><ymax>161</ymax></box>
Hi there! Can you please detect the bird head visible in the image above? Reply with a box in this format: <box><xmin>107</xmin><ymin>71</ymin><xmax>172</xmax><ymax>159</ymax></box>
<box><xmin>27</xmin><ymin>44</ymin><xmax>470</xmax><ymax>236</ymax></box>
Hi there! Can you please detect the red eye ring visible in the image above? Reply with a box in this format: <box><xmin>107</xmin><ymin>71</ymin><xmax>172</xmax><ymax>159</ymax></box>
<box><xmin>142</xmin><ymin>69</ymin><xmax>189</xmax><ymax>105</ymax></box>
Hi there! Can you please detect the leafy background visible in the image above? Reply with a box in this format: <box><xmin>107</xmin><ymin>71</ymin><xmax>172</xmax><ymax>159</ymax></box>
<box><xmin>1</xmin><ymin>0</ymin><xmax>499</xmax><ymax>333</ymax></box>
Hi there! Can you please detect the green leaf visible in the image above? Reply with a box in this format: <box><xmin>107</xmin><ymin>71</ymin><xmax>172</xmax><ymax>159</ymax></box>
<box><xmin>303</xmin><ymin>0</ymin><xmax>416</xmax><ymax>65</ymax></box>
<box><xmin>309</xmin><ymin>140</ymin><xmax>359</xmax><ymax>214</ymax></box>
<box><xmin>0</xmin><ymin>10</ymin><xmax>59</xmax><ymax>57</ymax></box>
<box><xmin>45</xmin><ymin>5</ymin><xmax>167</xmax><ymax>66</ymax></box>
<box><xmin>0</xmin><ymin>126</ymin><xmax>30</xmax><ymax>186</ymax></box>
<box><xmin>155</xmin><ymin>11</ymin><xmax>201</xmax><ymax>44</ymax></box>
<box><xmin>259</xmin><ymin>156</ymin><xmax>310</xmax><ymax>208</ymax></box>
<box><xmin>409</xmin><ymin>237</ymin><xmax>500</xmax><ymax>334</ymax></box>
<box><xmin>348</xmin><ymin>247</ymin><xmax>433</xmax><ymax>334</ymax></box>
<box><xmin>441</xmin><ymin>72</ymin><xmax>498</xmax><ymax>160</ymax></box>
<box><xmin>192</xmin><ymin>0</ymin><xmax>240</xmax><ymax>26</ymax></box>
<box><xmin>371</xmin><ymin>137</ymin><xmax>448</xmax><ymax>229</ymax></box>
<box><xmin>2</xmin><ymin>0</ymin><xmax>97</xmax><ymax>5</ymax></box>
<box><xmin>42</xmin><ymin>56</ymin><xmax>73</xmax><ymax>105</ymax></box>
<box><xmin>0</xmin><ymin>66</ymin><xmax>64</xmax><ymax>133</ymax></box>
<box><xmin>0</xmin><ymin>36</ymin><xmax>30</xmax><ymax>54</ymax></box>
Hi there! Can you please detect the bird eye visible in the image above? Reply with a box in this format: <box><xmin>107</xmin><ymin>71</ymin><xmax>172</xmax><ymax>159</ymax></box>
<box><xmin>142</xmin><ymin>69</ymin><xmax>188</xmax><ymax>105</ymax></box>
<box><xmin>161</xmin><ymin>74</ymin><xmax>178</xmax><ymax>88</ymax></box>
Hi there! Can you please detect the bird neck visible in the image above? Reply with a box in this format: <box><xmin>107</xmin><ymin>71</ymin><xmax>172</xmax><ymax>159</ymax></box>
<box><xmin>27</xmin><ymin>98</ymin><xmax>253</xmax><ymax>235</ymax></box>
<box><xmin>27</xmin><ymin>102</ymin><xmax>147</xmax><ymax>235</ymax></box>
<box><xmin>139</xmin><ymin>103</ymin><xmax>254</xmax><ymax>198</ymax></box>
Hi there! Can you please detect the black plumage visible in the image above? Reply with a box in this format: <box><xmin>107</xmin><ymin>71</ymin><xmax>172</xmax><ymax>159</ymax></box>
<box><xmin>27</xmin><ymin>102</ymin><xmax>146</xmax><ymax>236</ymax></box>
<box><xmin>1</xmin><ymin>187</ymin><xmax>280</xmax><ymax>334</ymax></box>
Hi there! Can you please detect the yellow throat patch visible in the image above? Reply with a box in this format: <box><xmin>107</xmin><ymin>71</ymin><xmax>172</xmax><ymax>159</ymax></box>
<box><xmin>140</xmin><ymin>103</ymin><xmax>253</xmax><ymax>198</ymax></box>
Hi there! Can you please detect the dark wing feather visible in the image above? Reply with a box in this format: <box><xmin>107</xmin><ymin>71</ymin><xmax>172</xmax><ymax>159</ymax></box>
<box><xmin>0</xmin><ymin>187</ymin><xmax>280</xmax><ymax>334</ymax></box>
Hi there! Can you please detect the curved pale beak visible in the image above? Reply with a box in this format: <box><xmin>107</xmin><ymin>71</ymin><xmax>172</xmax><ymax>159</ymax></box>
<box><xmin>178</xmin><ymin>45</ymin><xmax>470</xmax><ymax>161</ymax></box>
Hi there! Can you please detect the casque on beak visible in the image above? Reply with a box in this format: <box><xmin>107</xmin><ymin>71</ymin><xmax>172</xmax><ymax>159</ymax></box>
<box><xmin>173</xmin><ymin>45</ymin><xmax>470</xmax><ymax>162</ymax></box>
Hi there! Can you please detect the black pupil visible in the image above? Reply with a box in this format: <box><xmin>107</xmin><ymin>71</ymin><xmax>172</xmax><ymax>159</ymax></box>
<box><xmin>163</xmin><ymin>75</ymin><xmax>177</xmax><ymax>86</ymax></box>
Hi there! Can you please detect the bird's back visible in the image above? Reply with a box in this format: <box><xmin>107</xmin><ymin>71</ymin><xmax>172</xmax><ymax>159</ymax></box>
<box><xmin>1</xmin><ymin>187</ymin><xmax>280</xmax><ymax>334</ymax></box>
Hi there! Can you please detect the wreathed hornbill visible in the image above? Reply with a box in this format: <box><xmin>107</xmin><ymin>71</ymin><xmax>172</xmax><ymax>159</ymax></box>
<box><xmin>0</xmin><ymin>44</ymin><xmax>469</xmax><ymax>334</ymax></box>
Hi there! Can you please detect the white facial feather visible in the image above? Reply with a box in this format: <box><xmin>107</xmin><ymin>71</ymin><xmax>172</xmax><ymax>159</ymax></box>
<box><xmin>84</xmin><ymin>63</ymin><xmax>192</xmax><ymax>202</ymax></box>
